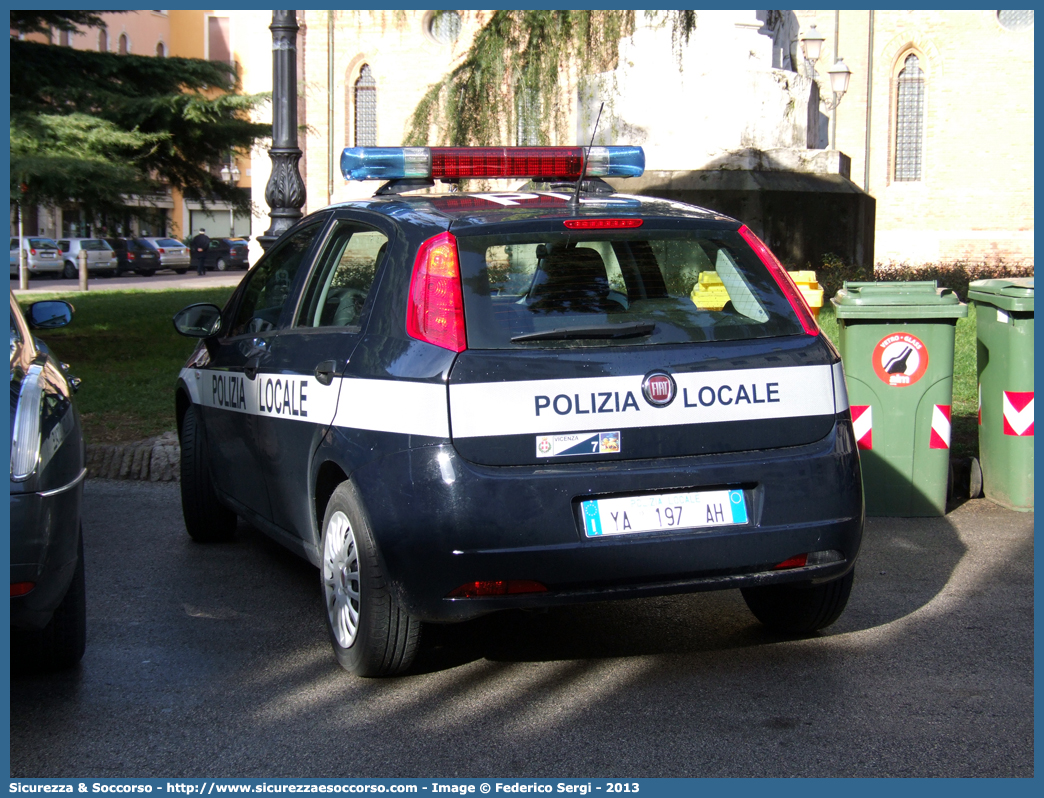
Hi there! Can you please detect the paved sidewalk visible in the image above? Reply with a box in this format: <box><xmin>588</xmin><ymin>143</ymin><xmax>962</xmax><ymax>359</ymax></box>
<box><xmin>86</xmin><ymin>431</ymin><xmax>181</xmax><ymax>482</ymax></box>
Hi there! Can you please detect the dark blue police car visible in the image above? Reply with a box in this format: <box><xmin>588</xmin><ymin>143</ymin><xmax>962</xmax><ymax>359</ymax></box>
<box><xmin>173</xmin><ymin>146</ymin><xmax>863</xmax><ymax>676</ymax></box>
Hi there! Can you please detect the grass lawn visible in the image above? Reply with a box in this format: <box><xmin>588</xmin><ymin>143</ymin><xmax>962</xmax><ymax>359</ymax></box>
<box><xmin>22</xmin><ymin>288</ymin><xmax>981</xmax><ymax>459</ymax></box>
<box><xmin>19</xmin><ymin>287</ymin><xmax>235</xmax><ymax>444</ymax></box>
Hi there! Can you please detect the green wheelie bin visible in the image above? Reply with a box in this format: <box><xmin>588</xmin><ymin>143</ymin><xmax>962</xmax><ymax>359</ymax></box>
<box><xmin>831</xmin><ymin>281</ymin><xmax>968</xmax><ymax>516</ymax></box>
<box><xmin>967</xmin><ymin>278</ymin><xmax>1034</xmax><ymax>511</ymax></box>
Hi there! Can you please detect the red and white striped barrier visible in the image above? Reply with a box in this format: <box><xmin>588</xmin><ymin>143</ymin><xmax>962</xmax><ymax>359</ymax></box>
<box><xmin>929</xmin><ymin>404</ymin><xmax>951</xmax><ymax>449</ymax></box>
<box><xmin>1002</xmin><ymin>391</ymin><xmax>1034</xmax><ymax>436</ymax></box>
<box><xmin>851</xmin><ymin>405</ymin><xmax>872</xmax><ymax>450</ymax></box>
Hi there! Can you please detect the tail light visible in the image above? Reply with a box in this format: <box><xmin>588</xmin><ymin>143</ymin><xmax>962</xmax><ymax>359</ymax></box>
<box><xmin>447</xmin><ymin>580</ymin><xmax>548</xmax><ymax>598</ymax></box>
<box><xmin>57</xmin><ymin>249</ymin><xmax>63</xmax><ymax>256</ymax></box>
<box><xmin>738</xmin><ymin>225</ymin><xmax>819</xmax><ymax>336</ymax></box>
<box><xmin>158</xmin><ymin>248</ymin><xmax>166</xmax><ymax>254</ymax></box>
<box><xmin>127</xmin><ymin>252</ymin><xmax>136</xmax><ymax>261</ymax></box>
<box><xmin>774</xmin><ymin>554</ymin><xmax>809</xmax><ymax>569</ymax></box>
<box><xmin>11</xmin><ymin>582</ymin><xmax>35</xmax><ymax>597</ymax></box>
<box><xmin>29</xmin><ymin>248</ymin><xmax>36</xmax><ymax>256</ymax></box>
<box><xmin>407</xmin><ymin>232</ymin><xmax>466</xmax><ymax>353</ymax></box>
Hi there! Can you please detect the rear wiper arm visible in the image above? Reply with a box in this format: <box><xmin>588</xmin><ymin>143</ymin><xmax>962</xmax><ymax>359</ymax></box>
<box><xmin>511</xmin><ymin>322</ymin><xmax>656</xmax><ymax>342</ymax></box>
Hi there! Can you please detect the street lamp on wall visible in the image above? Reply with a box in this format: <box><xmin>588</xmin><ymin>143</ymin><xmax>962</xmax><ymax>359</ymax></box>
<box><xmin>220</xmin><ymin>159</ymin><xmax>241</xmax><ymax>237</ymax></box>
<box><xmin>826</xmin><ymin>57</ymin><xmax>852</xmax><ymax>150</ymax></box>
<box><xmin>799</xmin><ymin>24</ymin><xmax>825</xmax><ymax>79</ymax></box>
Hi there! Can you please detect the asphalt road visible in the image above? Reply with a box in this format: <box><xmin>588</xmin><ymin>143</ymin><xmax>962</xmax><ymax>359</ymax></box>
<box><xmin>10</xmin><ymin>480</ymin><xmax>1034</xmax><ymax>778</ymax></box>
<box><xmin>11</xmin><ymin>270</ymin><xmax>245</xmax><ymax>295</ymax></box>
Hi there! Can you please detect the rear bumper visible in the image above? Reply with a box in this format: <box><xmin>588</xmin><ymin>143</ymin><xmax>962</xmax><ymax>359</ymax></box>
<box><xmin>350</xmin><ymin>418</ymin><xmax>864</xmax><ymax>621</ymax></box>
<box><xmin>10</xmin><ymin>474</ymin><xmax>84</xmax><ymax>630</ymax></box>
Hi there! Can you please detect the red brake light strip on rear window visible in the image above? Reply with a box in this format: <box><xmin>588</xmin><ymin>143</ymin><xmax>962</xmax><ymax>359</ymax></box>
<box><xmin>407</xmin><ymin>231</ymin><xmax>467</xmax><ymax>353</ymax></box>
<box><xmin>563</xmin><ymin>219</ymin><xmax>643</xmax><ymax>230</ymax></box>
<box><xmin>738</xmin><ymin>225</ymin><xmax>819</xmax><ymax>336</ymax></box>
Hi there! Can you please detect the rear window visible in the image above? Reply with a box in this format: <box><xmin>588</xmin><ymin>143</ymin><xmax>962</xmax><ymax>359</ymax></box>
<box><xmin>456</xmin><ymin>227</ymin><xmax>805</xmax><ymax>348</ymax></box>
<box><xmin>28</xmin><ymin>238</ymin><xmax>58</xmax><ymax>249</ymax></box>
<box><xmin>155</xmin><ymin>238</ymin><xmax>183</xmax><ymax>247</ymax></box>
<box><xmin>78</xmin><ymin>239</ymin><xmax>110</xmax><ymax>251</ymax></box>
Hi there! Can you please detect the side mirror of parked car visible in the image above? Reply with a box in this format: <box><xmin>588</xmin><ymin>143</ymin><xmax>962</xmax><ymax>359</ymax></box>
<box><xmin>173</xmin><ymin>303</ymin><xmax>223</xmax><ymax>338</ymax></box>
<box><xmin>27</xmin><ymin>300</ymin><xmax>74</xmax><ymax>330</ymax></box>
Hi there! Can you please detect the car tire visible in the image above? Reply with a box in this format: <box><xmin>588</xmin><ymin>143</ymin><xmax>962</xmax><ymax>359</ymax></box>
<box><xmin>14</xmin><ymin>532</ymin><xmax>87</xmax><ymax>672</ymax></box>
<box><xmin>175</xmin><ymin>269</ymin><xmax>188</xmax><ymax>275</ymax></box>
<box><xmin>320</xmin><ymin>482</ymin><xmax>421</xmax><ymax>677</ymax></box>
<box><xmin>63</xmin><ymin>260</ymin><xmax>77</xmax><ymax>279</ymax></box>
<box><xmin>741</xmin><ymin>568</ymin><xmax>854</xmax><ymax>635</ymax></box>
<box><xmin>179</xmin><ymin>404</ymin><xmax>237</xmax><ymax>542</ymax></box>
<box><xmin>216</xmin><ymin>258</ymin><xmax>228</xmax><ymax>271</ymax></box>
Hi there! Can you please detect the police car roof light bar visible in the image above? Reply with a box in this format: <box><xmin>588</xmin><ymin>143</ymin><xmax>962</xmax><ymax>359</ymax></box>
<box><xmin>406</xmin><ymin>231</ymin><xmax>467</xmax><ymax>353</ymax></box>
<box><xmin>341</xmin><ymin>146</ymin><xmax>645</xmax><ymax>182</ymax></box>
<box><xmin>738</xmin><ymin>225</ymin><xmax>819</xmax><ymax>337</ymax></box>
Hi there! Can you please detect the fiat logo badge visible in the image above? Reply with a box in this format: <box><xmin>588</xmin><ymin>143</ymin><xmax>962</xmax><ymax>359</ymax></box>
<box><xmin>642</xmin><ymin>372</ymin><xmax>676</xmax><ymax>407</ymax></box>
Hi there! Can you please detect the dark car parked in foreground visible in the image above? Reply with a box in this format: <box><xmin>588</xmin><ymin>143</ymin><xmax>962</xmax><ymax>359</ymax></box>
<box><xmin>10</xmin><ymin>291</ymin><xmax>86</xmax><ymax>671</ymax></box>
<box><xmin>104</xmin><ymin>237</ymin><xmax>161</xmax><ymax>276</ymax></box>
<box><xmin>174</xmin><ymin>145</ymin><xmax>863</xmax><ymax>677</ymax></box>
<box><xmin>202</xmin><ymin>238</ymin><xmax>250</xmax><ymax>271</ymax></box>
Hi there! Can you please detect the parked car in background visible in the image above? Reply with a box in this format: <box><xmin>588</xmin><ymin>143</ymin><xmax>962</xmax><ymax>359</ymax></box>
<box><xmin>203</xmin><ymin>237</ymin><xmax>250</xmax><ymax>271</ymax></box>
<box><xmin>139</xmin><ymin>237</ymin><xmax>190</xmax><ymax>274</ymax></box>
<box><xmin>104</xmin><ymin>238</ymin><xmax>161</xmax><ymax>276</ymax></box>
<box><xmin>10</xmin><ymin>291</ymin><xmax>87</xmax><ymax>671</ymax></box>
<box><xmin>57</xmin><ymin>238</ymin><xmax>118</xmax><ymax>279</ymax></box>
<box><xmin>9</xmin><ymin>237</ymin><xmax>63</xmax><ymax>277</ymax></box>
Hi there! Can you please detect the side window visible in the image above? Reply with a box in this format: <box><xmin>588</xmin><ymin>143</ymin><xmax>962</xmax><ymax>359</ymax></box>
<box><xmin>229</xmin><ymin>224</ymin><xmax>322</xmax><ymax>337</ymax></box>
<box><xmin>296</xmin><ymin>222</ymin><xmax>388</xmax><ymax>329</ymax></box>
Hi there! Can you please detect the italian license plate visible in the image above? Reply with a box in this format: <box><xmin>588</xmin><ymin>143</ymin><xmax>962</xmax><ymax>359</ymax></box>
<box><xmin>581</xmin><ymin>489</ymin><xmax>748</xmax><ymax>537</ymax></box>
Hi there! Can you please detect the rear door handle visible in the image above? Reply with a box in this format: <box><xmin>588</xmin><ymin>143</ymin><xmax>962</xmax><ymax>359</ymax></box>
<box><xmin>314</xmin><ymin>359</ymin><xmax>342</xmax><ymax>386</ymax></box>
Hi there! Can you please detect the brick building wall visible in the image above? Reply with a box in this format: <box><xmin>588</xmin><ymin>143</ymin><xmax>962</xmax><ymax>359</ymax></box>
<box><xmin>795</xmin><ymin>10</ymin><xmax>1034</xmax><ymax>266</ymax></box>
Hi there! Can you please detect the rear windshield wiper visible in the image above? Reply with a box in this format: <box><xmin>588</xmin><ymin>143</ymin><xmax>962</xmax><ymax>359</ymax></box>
<box><xmin>511</xmin><ymin>322</ymin><xmax>656</xmax><ymax>342</ymax></box>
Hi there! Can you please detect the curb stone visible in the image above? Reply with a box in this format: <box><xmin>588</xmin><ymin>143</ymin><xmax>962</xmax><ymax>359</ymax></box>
<box><xmin>86</xmin><ymin>431</ymin><xmax>180</xmax><ymax>482</ymax></box>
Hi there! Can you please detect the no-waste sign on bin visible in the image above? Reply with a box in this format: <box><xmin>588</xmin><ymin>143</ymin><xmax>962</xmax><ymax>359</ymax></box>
<box><xmin>968</xmin><ymin>278</ymin><xmax>1034</xmax><ymax>511</ymax></box>
<box><xmin>832</xmin><ymin>281</ymin><xmax>968</xmax><ymax>516</ymax></box>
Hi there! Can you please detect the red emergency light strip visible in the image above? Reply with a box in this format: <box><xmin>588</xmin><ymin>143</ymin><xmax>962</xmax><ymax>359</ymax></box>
<box><xmin>431</xmin><ymin>147</ymin><xmax>585</xmax><ymax>180</ymax></box>
<box><xmin>738</xmin><ymin>225</ymin><xmax>819</xmax><ymax>336</ymax></box>
<box><xmin>563</xmin><ymin>219</ymin><xmax>644</xmax><ymax>230</ymax></box>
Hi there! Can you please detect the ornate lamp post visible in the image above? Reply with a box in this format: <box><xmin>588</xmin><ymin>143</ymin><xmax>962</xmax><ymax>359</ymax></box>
<box><xmin>258</xmin><ymin>10</ymin><xmax>306</xmax><ymax>251</ymax></box>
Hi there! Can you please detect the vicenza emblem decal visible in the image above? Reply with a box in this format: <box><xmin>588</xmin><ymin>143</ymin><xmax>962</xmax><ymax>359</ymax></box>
<box><xmin>642</xmin><ymin>372</ymin><xmax>676</xmax><ymax>408</ymax></box>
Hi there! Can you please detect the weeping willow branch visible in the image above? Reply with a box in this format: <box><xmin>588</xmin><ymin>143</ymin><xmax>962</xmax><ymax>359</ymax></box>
<box><xmin>405</xmin><ymin>11</ymin><xmax>697</xmax><ymax>147</ymax></box>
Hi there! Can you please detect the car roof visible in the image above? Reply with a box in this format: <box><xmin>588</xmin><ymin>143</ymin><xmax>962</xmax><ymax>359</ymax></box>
<box><xmin>321</xmin><ymin>190</ymin><xmax>737</xmax><ymax>231</ymax></box>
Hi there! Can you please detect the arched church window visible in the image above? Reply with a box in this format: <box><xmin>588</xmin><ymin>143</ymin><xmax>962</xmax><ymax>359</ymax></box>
<box><xmin>894</xmin><ymin>53</ymin><xmax>925</xmax><ymax>182</ymax></box>
<box><xmin>354</xmin><ymin>65</ymin><xmax>378</xmax><ymax>147</ymax></box>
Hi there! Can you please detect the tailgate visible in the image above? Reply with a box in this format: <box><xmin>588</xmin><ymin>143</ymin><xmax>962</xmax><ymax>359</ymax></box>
<box><xmin>449</xmin><ymin>340</ymin><xmax>840</xmax><ymax>466</ymax></box>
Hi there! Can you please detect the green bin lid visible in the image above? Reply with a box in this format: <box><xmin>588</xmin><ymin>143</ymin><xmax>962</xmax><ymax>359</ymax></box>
<box><xmin>967</xmin><ymin>277</ymin><xmax>1034</xmax><ymax>312</ymax></box>
<box><xmin>830</xmin><ymin>280</ymin><xmax>968</xmax><ymax>319</ymax></box>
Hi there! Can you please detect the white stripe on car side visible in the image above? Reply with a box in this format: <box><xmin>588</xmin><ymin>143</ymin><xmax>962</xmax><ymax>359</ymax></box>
<box><xmin>832</xmin><ymin>361</ymin><xmax>850</xmax><ymax>412</ymax></box>
<box><xmin>180</xmin><ymin>368</ymin><xmax>450</xmax><ymax>438</ymax></box>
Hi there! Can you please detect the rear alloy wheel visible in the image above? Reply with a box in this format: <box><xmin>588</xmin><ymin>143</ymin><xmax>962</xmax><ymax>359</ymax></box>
<box><xmin>63</xmin><ymin>260</ymin><xmax>77</xmax><ymax>279</ymax></box>
<box><xmin>178</xmin><ymin>404</ymin><xmax>237</xmax><ymax>542</ymax></box>
<box><xmin>741</xmin><ymin>569</ymin><xmax>854</xmax><ymax>635</ymax></box>
<box><xmin>216</xmin><ymin>258</ymin><xmax>228</xmax><ymax>271</ymax></box>
<box><xmin>321</xmin><ymin>482</ymin><xmax>420</xmax><ymax>677</ymax></box>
